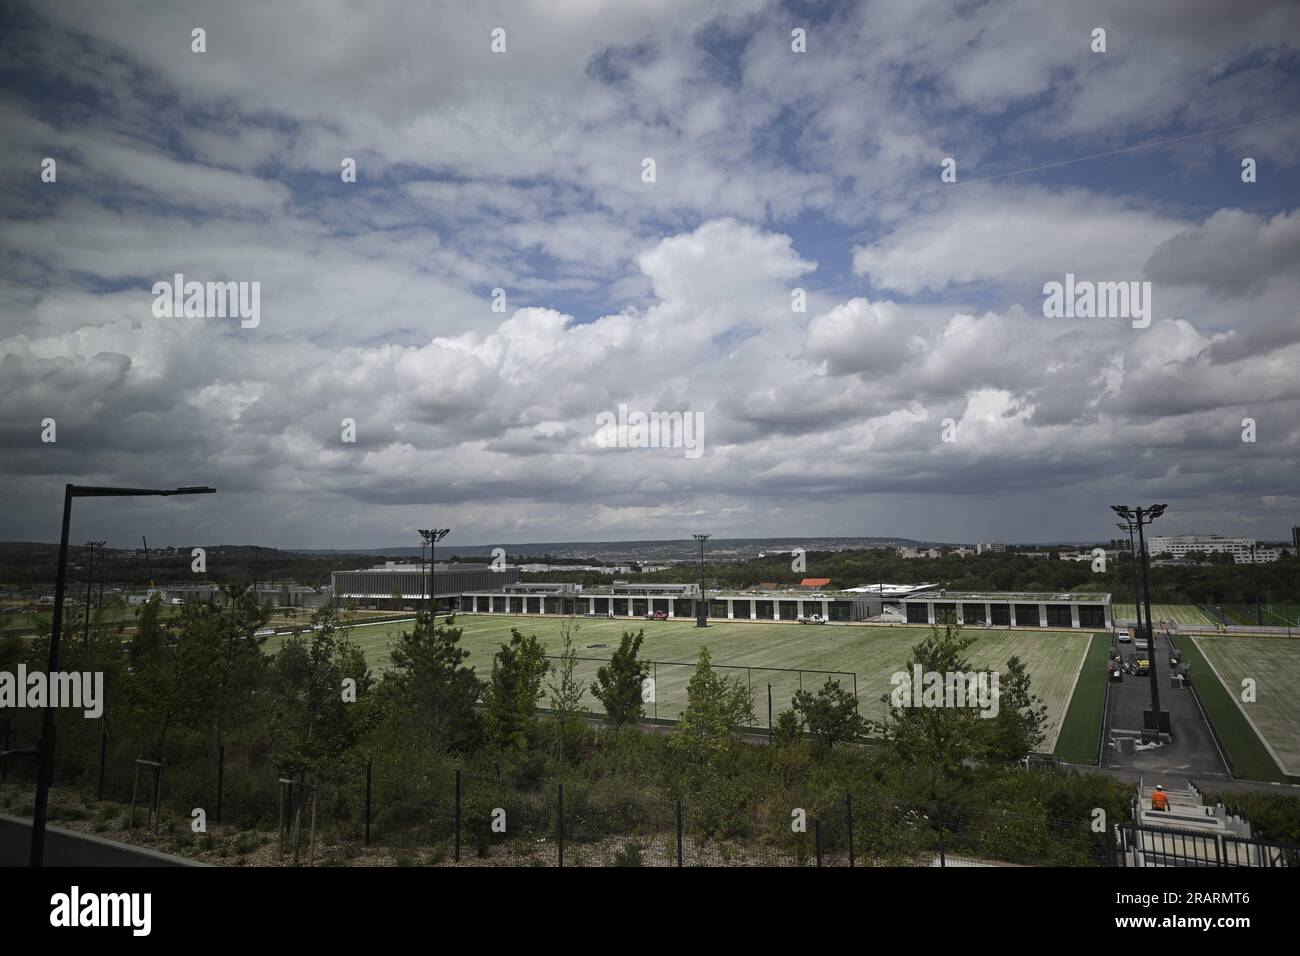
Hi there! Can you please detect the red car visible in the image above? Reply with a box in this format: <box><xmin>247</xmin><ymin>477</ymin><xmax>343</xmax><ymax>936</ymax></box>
<box><xmin>645</xmin><ymin>610</ymin><xmax>668</xmax><ymax>620</ymax></box>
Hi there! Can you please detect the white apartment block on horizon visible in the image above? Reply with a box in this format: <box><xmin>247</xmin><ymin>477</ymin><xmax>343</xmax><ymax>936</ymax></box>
<box><xmin>1147</xmin><ymin>534</ymin><xmax>1282</xmax><ymax>564</ymax></box>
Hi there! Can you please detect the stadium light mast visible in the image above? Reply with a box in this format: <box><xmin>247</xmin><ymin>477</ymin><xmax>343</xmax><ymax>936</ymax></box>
<box><xmin>419</xmin><ymin>529</ymin><xmax>450</xmax><ymax>614</ymax></box>
<box><xmin>418</xmin><ymin>536</ymin><xmax>428</xmax><ymax>610</ymax></box>
<box><xmin>81</xmin><ymin>540</ymin><xmax>106</xmax><ymax>644</ymax></box>
<box><xmin>1115</xmin><ymin>519</ymin><xmax>1143</xmax><ymax>638</ymax></box>
<box><xmin>1250</xmin><ymin>543</ymin><xmax>1263</xmax><ymax>625</ymax></box>
<box><xmin>31</xmin><ymin>484</ymin><xmax>215</xmax><ymax>868</ymax></box>
<box><xmin>1112</xmin><ymin>504</ymin><xmax>1168</xmax><ymax>735</ymax></box>
<box><xmin>693</xmin><ymin>533</ymin><xmax>710</xmax><ymax>627</ymax></box>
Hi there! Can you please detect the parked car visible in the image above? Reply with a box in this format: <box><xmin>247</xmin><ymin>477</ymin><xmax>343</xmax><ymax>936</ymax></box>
<box><xmin>1116</xmin><ymin>628</ymin><xmax>1131</xmax><ymax>643</ymax></box>
<box><xmin>644</xmin><ymin>609</ymin><xmax>668</xmax><ymax>620</ymax></box>
<box><xmin>798</xmin><ymin>614</ymin><xmax>828</xmax><ymax>624</ymax></box>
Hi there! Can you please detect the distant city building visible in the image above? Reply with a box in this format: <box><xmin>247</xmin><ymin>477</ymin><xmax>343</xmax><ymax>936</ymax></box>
<box><xmin>518</xmin><ymin>563</ymin><xmax>634</xmax><ymax>574</ymax></box>
<box><xmin>977</xmin><ymin>542</ymin><xmax>1006</xmax><ymax>554</ymax></box>
<box><xmin>1059</xmin><ymin>550</ymin><xmax>1106</xmax><ymax>562</ymax></box>
<box><xmin>1146</xmin><ymin>534</ymin><xmax>1278</xmax><ymax>564</ymax></box>
<box><xmin>897</xmin><ymin>547</ymin><xmax>942</xmax><ymax>559</ymax></box>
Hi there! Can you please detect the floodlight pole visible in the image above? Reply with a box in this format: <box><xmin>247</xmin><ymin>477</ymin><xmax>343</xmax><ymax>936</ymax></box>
<box><xmin>30</xmin><ymin>483</ymin><xmax>215</xmax><ymax>867</ymax></box>
<box><xmin>1133</xmin><ymin>506</ymin><xmax>1166</xmax><ymax>730</ymax></box>
<box><xmin>693</xmin><ymin>533</ymin><xmax>710</xmax><ymax>627</ymax></box>
<box><xmin>1116</xmin><ymin>520</ymin><xmax>1143</xmax><ymax>636</ymax></box>
<box><xmin>1250</xmin><ymin>544</ymin><xmax>1262</xmax><ymax>625</ymax></box>
<box><xmin>419</xmin><ymin>529</ymin><xmax>450</xmax><ymax>615</ymax></box>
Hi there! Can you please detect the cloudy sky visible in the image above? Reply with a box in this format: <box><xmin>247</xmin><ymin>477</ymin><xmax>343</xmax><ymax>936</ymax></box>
<box><xmin>1</xmin><ymin>0</ymin><xmax>1298</xmax><ymax>550</ymax></box>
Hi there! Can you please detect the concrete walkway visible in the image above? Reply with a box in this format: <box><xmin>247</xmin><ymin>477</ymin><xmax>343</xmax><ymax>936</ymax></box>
<box><xmin>1101</xmin><ymin>630</ymin><xmax>1229</xmax><ymax>787</ymax></box>
<box><xmin>0</xmin><ymin>813</ymin><xmax>201</xmax><ymax>867</ymax></box>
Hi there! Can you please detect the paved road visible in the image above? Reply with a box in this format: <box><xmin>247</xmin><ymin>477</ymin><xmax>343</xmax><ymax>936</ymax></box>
<box><xmin>1101</xmin><ymin>630</ymin><xmax>1229</xmax><ymax>787</ymax></box>
<box><xmin>0</xmin><ymin>813</ymin><xmax>200</xmax><ymax>867</ymax></box>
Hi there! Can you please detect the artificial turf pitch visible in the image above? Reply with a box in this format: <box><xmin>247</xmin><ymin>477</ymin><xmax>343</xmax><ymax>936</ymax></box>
<box><xmin>328</xmin><ymin>614</ymin><xmax>1091</xmax><ymax>748</ymax></box>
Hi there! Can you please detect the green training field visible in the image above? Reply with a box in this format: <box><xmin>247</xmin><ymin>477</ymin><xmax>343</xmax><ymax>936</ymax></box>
<box><xmin>330</xmin><ymin>615</ymin><xmax>1090</xmax><ymax>749</ymax></box>
<box><xmin>1190</xmin><ymin>635</ymin><xmax>1300</xmax><ymax>779</ymax></box>
<box><xmin>0</xmin><ymin>603</ymin><xmax>183</xmax><ymax>637</ymax></box>
<box><xmin>1112</xmin><ymin>604</ymin><xmax>1214</xmax><ymax>626</ymax></box>
<box><xmin>1052</xmin><ymin>633</ymin><xmax>1112</xmax><ymax>765</ymax></box>
<box><xmin>1220</xmin><ymin>605</ymin><xmax>1300</xmax><ymax>628</ymax></box>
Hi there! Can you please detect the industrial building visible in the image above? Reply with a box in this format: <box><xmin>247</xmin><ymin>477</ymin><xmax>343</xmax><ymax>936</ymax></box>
<box><xmin>323</xmin><ymin>557</ymin><xmax>1113</xmax><ymax>629</ymax></box>
<box><xmin>330</xmin><ymin>562</ymin><xmax>519</xmax><ymax>609</ymax></box>
<box><xmin>447</xmin><ymin>580</ymin><xmax>1110</xmax><ymax>629</ymax></box>
<box><xmin>456</xmin><ymin>581</ymin><xmax>882</xmax><ymax>621</ymax></box>
<box><xmin>897</xmin><ymin>590</ymin><xmax>1111</xmax><ymax>629</ymax></box>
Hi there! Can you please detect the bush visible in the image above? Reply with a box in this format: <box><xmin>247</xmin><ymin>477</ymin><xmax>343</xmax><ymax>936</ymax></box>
<box><xmin>613</xmin><ymin>841</ymin><xmax>644</xmax><ymax>867</ymax></box>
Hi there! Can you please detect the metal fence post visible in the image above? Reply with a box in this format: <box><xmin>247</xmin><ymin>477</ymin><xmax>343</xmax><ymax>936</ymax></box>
<box><xmin>216</xmin><ymin>743</ymin><xmax>224</xmax><ymax>825</ymax></box>
<box><xmin>97</xmin><ymin>727</ymin><xmax>107</xmax><ymax>801</ymax></box>
<box><xmin>153</xmin><ymin>761</ymin><xmax>164</xmax><ymax>834</ymax></box>
<box><xmin>557</xmin><ymin>783</ymin><xmax>564</xmax><ymax>868</ymax></box>
<box><xmin>676</xmin><ymin>799</ymin><xmax>683</xmax><ymax>867</ymax></box>
<box><xmin>847</xmin><ymin>794</ymin><xmax>855</xmax><ymax>867</ymax></box>
<box><xmin>365</xmin><ymin>755</ymin><xmax>373</xmax><ymax>846</ymax></box>
<box><xmin>129</xmin><ymin>760</ymin><xmax>141</xmax><ymax>829</ymax></box>
<box><xmin>454</xmin><ymin>768</ymin><xmax>461</xmax><ymax>862</ymax></box>
<box><xmin>293</xmin><ymin>770</ymin><xmax>305</xmax><ymax>865</ymax></box>
<box><xmin>815</xmin><ymin>817</ymin><xmax>823</xmax><ymax>867</ymax></box>
<box><xmin>937</xmin><ymin>808</ymin><xmax>946</xmax><ymax>867</ymax></box>
<box><xmin>278</xmin><ymin>777</ymin><xmax>292</xmax><ymax>859</ymax></box>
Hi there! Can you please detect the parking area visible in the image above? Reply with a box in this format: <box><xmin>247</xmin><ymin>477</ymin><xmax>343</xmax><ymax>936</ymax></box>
<box><xmin>1102</xmin><ymin>628</ymin><xmax>1228</xmax><ymax>782</ymax></box>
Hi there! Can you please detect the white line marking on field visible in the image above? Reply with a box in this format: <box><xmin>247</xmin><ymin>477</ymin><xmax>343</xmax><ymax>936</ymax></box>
<box><xmin>1193</xmin><ymin>636</ymin><xmax>1292</xmax><ymax>777</ymax></box>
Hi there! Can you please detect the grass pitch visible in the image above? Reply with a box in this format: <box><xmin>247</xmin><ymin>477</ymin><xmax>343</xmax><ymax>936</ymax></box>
<box><xmin>1188</xmin><ymin>634</ymin><xmax>1300</xmax><ymax>780</ymax></box>
<box><xmin>329</xmin><ymin>615</ymin><xmax>1090</xmax><ymax>749</ymax></box>
<box><xmin>1052</xmin><ymin>633</ymin><xmax>1112</xmax><ymax>764</ymax></box>
<box><xmin>1112</xmin><ymin>603</ymin><xmax>1214</xmax><ymax>626</ymax></box>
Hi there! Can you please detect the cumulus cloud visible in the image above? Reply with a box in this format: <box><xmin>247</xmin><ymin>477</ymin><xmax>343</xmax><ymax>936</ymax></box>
<box><xmin>0</xmin><ymin>0</ymin><xmax>1298</xmax><ymax>547</ymax></box>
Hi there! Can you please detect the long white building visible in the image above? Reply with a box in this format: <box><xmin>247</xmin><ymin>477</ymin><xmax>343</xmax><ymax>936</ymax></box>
<box><xmin>1146</xmin><ymin>534</ymin><xmax>1279</xmax><ymax>564</ymax></box>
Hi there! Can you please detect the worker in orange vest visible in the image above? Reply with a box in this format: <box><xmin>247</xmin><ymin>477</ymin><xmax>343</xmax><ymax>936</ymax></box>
<box><xmin>1151</xmin><ymin>785</ymin><xmax>1169</xmax><ymax>811</ymax></box>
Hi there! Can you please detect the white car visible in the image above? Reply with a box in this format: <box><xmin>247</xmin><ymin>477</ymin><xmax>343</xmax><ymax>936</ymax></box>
<box><xmin>1116</xmin><ymin>628</ymin><xmax>1131</xmax><ymax>643</ymax></box>
<box><xmin>797</xmin><ymin>614</ymin><xmax>828</xmax><ymax>624</ymax></box>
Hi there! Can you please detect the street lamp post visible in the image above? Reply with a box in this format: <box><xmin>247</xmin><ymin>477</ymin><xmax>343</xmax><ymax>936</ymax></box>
<box><xmin>693</xmin><ymin>533</ymin><xmax>710</xmax><ymax>627</ymax></box>
<box><xmin>1111</xmin><ymin>504</ymin><xmax>1168</xmax><ymax>735</ymax></box>
<box><xmin>30</xmin><ymin>484</ymin><xmax>215</xmax><ymax>867</ymax></box>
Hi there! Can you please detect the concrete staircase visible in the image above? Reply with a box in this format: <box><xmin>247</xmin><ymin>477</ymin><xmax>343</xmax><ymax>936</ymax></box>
<box><xmin>1124</xmin><ymin>778</ymin><xmax>1260</xmax><ymax>866</ymax></box>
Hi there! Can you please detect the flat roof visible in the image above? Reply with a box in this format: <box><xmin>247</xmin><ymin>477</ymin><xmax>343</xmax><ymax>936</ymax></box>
<box><xmin>905</xmin><ymin>591</ymin><xmax>1111</xmax><ymax>602</ymax></box>
<box><xmin>456</xmin><ymin>583</ymin><xmax>1108</xmax><ymax>602</ymax></box>
<box><xmin>842</xmin><ymin>583</ymin><xmax>938</xmax><ymax>595</ymax></box>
